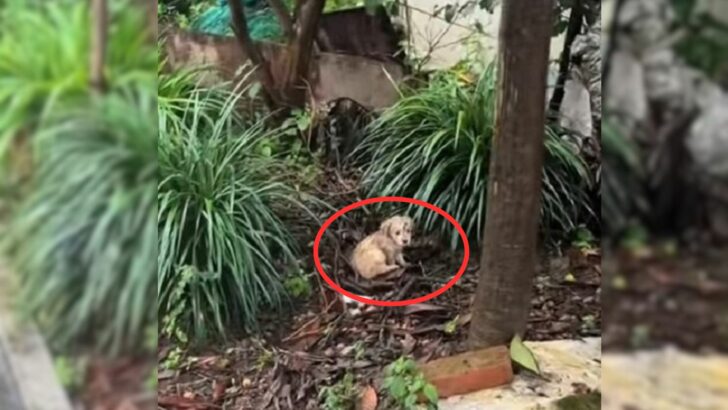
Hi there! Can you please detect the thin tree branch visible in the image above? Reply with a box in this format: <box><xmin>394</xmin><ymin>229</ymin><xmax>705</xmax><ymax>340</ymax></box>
<box><xmin>90</xmin><ymin>0</ymin><xmax>108</xmax><ymax>94</ymax></box>
<box><xmin>548</xmin><ymin>1</ymin><xmax>584</xmax><ymax>122</ymax></box>
<box><xmin>228</xmin><ymin>0</ymin><xmax>277</xmax><ymax>105</ymax></box>
<box><xmin>284</xmin><ymin>0</ymin><xmax>326</xmax><ymax>105</ymax></box>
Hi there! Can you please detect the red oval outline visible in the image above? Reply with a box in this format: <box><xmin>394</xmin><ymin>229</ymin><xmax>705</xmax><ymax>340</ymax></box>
<box><xmin>313</xmin><ymin>196</ymin><xmax>470</xmax><ymax>307</ymax></box>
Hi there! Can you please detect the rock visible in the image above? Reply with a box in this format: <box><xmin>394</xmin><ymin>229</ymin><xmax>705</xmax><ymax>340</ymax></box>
<box><xmin>688</xmin><ymin>97</ymin><xmax>728</xmax><ymax>176</ymax></box>
<box><xmin>605</xmin><ymin>51</ymin><xmax>647</xmax><ymax>123</ymax></box>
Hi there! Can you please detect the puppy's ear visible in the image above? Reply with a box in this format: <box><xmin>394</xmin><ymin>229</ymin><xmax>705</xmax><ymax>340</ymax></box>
<box><xmin>380</xmin><ymin>218</ymin><xmax>393</xmax><ymax>236</ymax></box>
<box><xmin>404</xmin><ymin>217</ymin><xmax>414</xmax><ymax>229</ymax></box>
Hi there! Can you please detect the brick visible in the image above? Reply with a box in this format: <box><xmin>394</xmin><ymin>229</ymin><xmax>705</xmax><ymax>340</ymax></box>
<box><xmin>419</xmin><ymin>345</ymin><xmax>513</xmax><ymax>399</ymax></box>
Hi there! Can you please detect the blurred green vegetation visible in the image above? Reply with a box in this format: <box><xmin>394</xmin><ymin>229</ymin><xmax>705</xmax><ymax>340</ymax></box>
<box><xmin>671</xmin><ymin>0</ymin><xmax>728</xmax><ymax>82</ymax></box>
<box><xmin>0</xmin><ymin>0</ymin><xmax>156</xmax><ymax>355</ymax></box>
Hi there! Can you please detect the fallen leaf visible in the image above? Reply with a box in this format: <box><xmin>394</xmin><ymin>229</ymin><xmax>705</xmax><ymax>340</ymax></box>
<box><xmin>360</xmin><ymin>385</ymin><xmax>378</xmax><ymax>410</ymax></box>
<box><xmin>510</xmin><ymin>334</ymin><xmax>540</xmax><ymax>375</ymax></box>
<box><xmin>444</xmin><ymin>316</ymin><xmax>459</xmax><ymax>335</ymax></box>
<box><xmin>158</xmin><ymin>369</ymin><xmax>176</xmax><ymax>380</ymax></box>
<box><xmin>401</xmin><ymin>333</ymin><xmax>417</xmax><ymax>355</ymax></box>
<box><xmin>457</xmin><ymin>313</ymin><xmax>472</xmax><ymax>326</ymax></box>
<box><xmin>158</xmin><ymin>395</ymin><xmax>211</xmax><ymax>409</ymax></box>
<box><xmin>422</xmin><ymin>383</ymin><xmax>439</xmax><ymax>403</ymax></box>
<box><xmin>212</xmin><ymin>378</ymin><xmax>228</xmax><ymax>403</ymax></box>
<box><xmin>403</xmin><ymin>303</ymin><xmax>447</xmax><ymax>315</ymax></box>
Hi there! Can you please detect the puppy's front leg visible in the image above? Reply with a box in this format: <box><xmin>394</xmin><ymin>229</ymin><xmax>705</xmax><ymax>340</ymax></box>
<box><xmin>395</xmin><ymin>252</ymin><xmax>410</xmax><ymax>268</ymax></box>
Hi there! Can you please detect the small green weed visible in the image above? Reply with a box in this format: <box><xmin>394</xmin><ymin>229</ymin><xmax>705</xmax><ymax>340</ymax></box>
<box><xmin>284</xmin><ymin>270</ymin><xmax>312</xmax><ymax>299</ymax></box>
<box><xmin>571</xmin><ymin>226</ymin><xmax>597</xmax><ymax>251</ymax></box>
<box><xmin>319</xmin><ymin>372</ymin><xmax>359</xmax><ymax>410</ymax></box>
<box><xmin>163</xmin><ymin>346</ymin><xmax>185</xmax><ymax>370</ymax></box>
<box><xmin>160</xmin><ymin>265</ymin><xmax>194</xmax><ymax>346</ymax></box>
<box><xmin>145</xmin><ymin>367</ymin><xmax>158</xmax><ymax>391</ymax></box>
<box><xmin>353</xmin><ymin>341</ymin><xmax>366</xmax><ymax>361</ymax></box>
<box><xmin>620</xmin><ymin>225</ymin><xmax>649</xmax><ymax>251</ymax></box>
<box><xmin>383</xmin><ymin>357</ymin><xmax>438</xmax><ymax>409</ymax></box>
<box><xmin>255</xmin><ymin>349</ymin><xmax>275</xmax><ymax>371</ymax></box>
<box><xmin>54</xmin><ymin>356</ymin><xmax>86</xmax><ymax>393</ymax></box>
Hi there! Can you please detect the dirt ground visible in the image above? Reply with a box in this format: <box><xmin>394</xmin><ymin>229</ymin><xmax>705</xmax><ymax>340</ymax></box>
<box><xmin>156</xmin><ymin>167</ymin><xmax>602</xmax><ymax>409</ymax></box>
<box><xmin>603</xmin><ymin>245</ymin><xmax>728</xmax><ymax>353</ymax></box>
<box><xmin>80</xmin><ymin>357</ymin><xmax>156</xmax><ymax>410</ymax></box>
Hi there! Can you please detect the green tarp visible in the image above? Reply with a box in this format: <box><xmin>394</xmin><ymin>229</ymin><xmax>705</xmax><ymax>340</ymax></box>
<box><xmin>190</xmin><ymin>0</ymin><xmax>284</xmax><ymax>41</ymax></box>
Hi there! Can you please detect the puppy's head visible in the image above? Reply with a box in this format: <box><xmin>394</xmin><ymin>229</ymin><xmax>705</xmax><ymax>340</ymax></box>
<box><xmin>380</xmin><ymin>215</ymin><xmax>413</xmax><ymax>247</ymax></box>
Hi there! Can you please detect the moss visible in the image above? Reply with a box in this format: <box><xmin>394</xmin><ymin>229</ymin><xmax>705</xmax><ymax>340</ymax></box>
<box><xmin>555</xmin><ymin>391</ymin><xmax>601</xmax><ymax>410</ymax></box>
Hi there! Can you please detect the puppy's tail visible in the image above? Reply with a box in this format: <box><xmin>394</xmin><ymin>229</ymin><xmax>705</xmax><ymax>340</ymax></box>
<box><xmin>341</xmin><ymin>293</ymin><xmax>373</xmax><ymax>317</ymax></box>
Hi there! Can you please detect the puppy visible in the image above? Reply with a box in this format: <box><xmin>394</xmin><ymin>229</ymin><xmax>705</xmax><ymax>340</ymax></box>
<box><xmin>351</xmin><ymin>215</ymin><xmax>413</xmax><ymax>279</ymax></box>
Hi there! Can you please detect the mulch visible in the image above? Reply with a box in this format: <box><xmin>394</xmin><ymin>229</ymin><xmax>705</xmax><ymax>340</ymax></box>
<box><xmin>157</xmin><ymin>166</ymin><xmax>602</xmax><ymax>409</ymax></box>
<box><xmin>74</xmin><ymin>355</ymin><xmax>156</xmax><ymax>410</ymax></box>
<box><xmin>603</xmin><ymin>245</ymin><xmax>728</xmax><ymax>353</ymax></box>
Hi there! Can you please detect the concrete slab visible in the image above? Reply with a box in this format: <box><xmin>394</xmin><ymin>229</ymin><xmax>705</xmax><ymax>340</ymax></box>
<box><xmin>0</xmin><ymin>346</ymin><xmax>25</xmax><ymax>410</ymax></box>
<box><xmin>0</xmin><ymin>262</ymin><xmax>73</xmax><ymax>410</ymax></box>
<box><xmin>602</xmin><ymin>348</ymin><xmax>728</xmax><ymax>410</ymax></box>
<box><xmin>437</xmin><ymin>338</ymin><xmax>601</xmax><ymax>410</ymax></box>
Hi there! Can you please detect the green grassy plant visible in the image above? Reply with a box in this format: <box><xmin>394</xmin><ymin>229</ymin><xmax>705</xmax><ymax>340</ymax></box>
<box><xmin>353</xmin><ymin>66</ymin><xmax>594</xmax><ymax>248</ymax></box>
<box><xmin>602</xmin><ymin>118</ymin><xmax>647</xmax><ymax>236</ymax></box>
<box><xmin>158</xmin><ymin>88</ymin><xmax>318</xmax><ymax>342</ymax></box>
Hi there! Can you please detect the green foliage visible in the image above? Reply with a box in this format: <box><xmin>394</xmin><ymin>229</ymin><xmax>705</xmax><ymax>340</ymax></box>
<box><xmin>160</xmin><ymin>265</ymin><xmax>194</xmax><ymax>345</ymax></box>
<box><xmin>670</xmin><ymin>0</ymin><xmax>728</xmax><ymax>81</ymax></box>
<box><xmin>160</xmin><ymin>0</ymin><xmax>216</xmax><ymax>28</ymax></box>
<box><xmin>509</xmin><ymin>334</ymin><xmax>541</xmax><ymax>375</ymax></box>
<box><xmin>619</xmin><ymin>224</ymin><xmax>649</xmax><ymax>251</ymax></box>
<box><xmin>556</xmin><ymin>392</ymin><xmax>601</xmax><ymax>410</ymax></box>
<box><xmin>354</xmin><ymin>66</ymin><xmax>593</xmax><ymax>248</ymax></box>
<box><xmin>602</xmin><ymin>118</ymin><xmax>647</xmax><ymax>236</ymax></box>
<box><xmin>54</xmin><ymin>356</ymin><xmax>86</xmax><ymax>393</ymax></box>
<box><xmin>158</xmin><ymin>62</ymin><xmax>237</xmax><ymax>135</ymax></box>
<box><xmin>283</xmin><ymin>270</ymin><xmax>313</xmax><ymax>299</ymax></box>
<box><xmin>0</xmin><ymin>0</ymin><xmax>155</xmax><ymax>166</ymax></box>
<box><xmin>327</xmin><ymin>0</ymin><xmax>363</xmax><ymax>13</ymax></box>
<box><xmin>571</xmin><ymin>225</ymin><xmax>596</xmax><ymax>250</ymax></box>
<box><xmin>383</xmin><ymin>357</ymin><xmax>438</xmax><ymax>410</ymax></box>
<box><xmin>162</xmin><ymin>346</ymin><xmax>186</xmax><ymax>370</ymax></box>
<box><xmin>146</xmin><ymin>367</ymin><xmax>158</xmax><ymax>391</ymax></box>
<box><xmin>319</xmin><ymin>373</ymin><xmax>360</xmax><ymax>410</ymax></box>
<box><xmin>158</xmin><ymin>88</ymin><xmax>317</xmax><ymax>342</ymax></box>
<box><xmin>2</xmin><ymin>90</ymin><xmax>157</xmax><ymax>355</ymax></box>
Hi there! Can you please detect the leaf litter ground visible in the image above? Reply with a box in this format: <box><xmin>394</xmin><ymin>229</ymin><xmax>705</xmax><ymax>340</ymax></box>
<box><xmin>157</xmin><ymin>167</ymin><xmax>602</xmax><ymax>409</ymax></box>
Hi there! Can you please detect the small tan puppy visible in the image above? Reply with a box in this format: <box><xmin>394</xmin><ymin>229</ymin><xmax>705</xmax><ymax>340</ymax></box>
<box><xmin>352</xmin><ymin>215</ymin><xmax>413</xmax><ymax>279</ymax></box>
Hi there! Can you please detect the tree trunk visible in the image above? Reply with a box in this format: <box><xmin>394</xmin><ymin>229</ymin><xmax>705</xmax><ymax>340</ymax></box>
<box><xmin>283</xmin><ymin>0</ymin><xmax>326</xmax><ymax>107</ymax></box>
<box><xmin>547</xmin><ymin>0</ymin><xmax>583</xmax><ymax>122</ymax></box>
<box><xmin>228</xmin><ymin>0</ymin><xmax>278</xmax><ymax>105</ymax></box>
<box><xmin>228</xmin><ymin>0</ymin><xmax>325</xmax><ymax>108</ymax></box>
<box><xmin>468</xmin><ymin>0</ymin><xmax>554</xmax><ymax>349</ymax></box>
<box><xmin>603</xmin><ymin>0</ymin><xmax>627</xmax><ymax>96</ymax></box>
<box><xmin>90</xmin><ymin>0</ymin><xmax>108</xmax><ymax>93</ymax></box>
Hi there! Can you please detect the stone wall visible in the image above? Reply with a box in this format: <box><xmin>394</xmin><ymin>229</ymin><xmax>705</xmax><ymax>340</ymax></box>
<box><xmin>162</xmin><ymin>29</ymin><xmax>405</xmax><ymax>110</ymax></box>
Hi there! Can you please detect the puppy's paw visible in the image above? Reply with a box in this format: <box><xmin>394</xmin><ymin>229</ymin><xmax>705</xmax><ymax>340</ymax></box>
<box><xmin>392</xmin><ymin>267</ymin><xmax>405</xmax><ymax>278</ymax></box>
